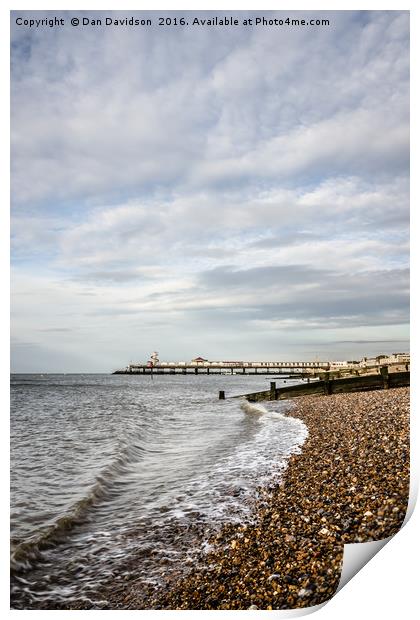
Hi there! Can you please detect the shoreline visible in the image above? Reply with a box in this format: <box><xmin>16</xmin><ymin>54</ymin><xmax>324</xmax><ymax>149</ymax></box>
<box><xmin>104</xmin><ymin>386</ymin><xmax>409</xmax><ymax>610</ymax></box>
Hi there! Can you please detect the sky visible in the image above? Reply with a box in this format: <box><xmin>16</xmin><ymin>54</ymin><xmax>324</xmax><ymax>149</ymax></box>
<box><xmin>10</xmin><ymin>10</ymin><xmax>410</xmax><ymax>372</ymax></box>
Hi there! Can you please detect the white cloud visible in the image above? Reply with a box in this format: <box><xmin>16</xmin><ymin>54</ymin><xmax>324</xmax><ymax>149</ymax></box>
<box><xmin>12</xmin><ymin>175</ymin><xmax>409</xmax><ymax>274</ymax></box>
<box><xmin>10</xmin><ymin>10</ymin><xmax>410</xmax><ymax>370</ymax></box>
<box><xmin>11</xmin><ymin>11</ymin><xmax>409</xmax><ymax>207</ymax></box>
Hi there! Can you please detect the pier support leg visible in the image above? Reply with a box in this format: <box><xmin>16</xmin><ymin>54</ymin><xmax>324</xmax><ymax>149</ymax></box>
<box><xmin>219</xmin><ymin>390</ymin><xmax>225</xmax><ymax>400</ymax></box>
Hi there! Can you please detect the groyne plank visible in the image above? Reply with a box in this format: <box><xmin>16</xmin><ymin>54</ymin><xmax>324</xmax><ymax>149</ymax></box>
<box><xmin>231</xmin><ymin>371</ymin><xmax>410</xmax><ymax>402</ymax></box>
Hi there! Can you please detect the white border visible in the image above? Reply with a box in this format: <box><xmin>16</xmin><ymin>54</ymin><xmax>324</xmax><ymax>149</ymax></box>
<box><xmin>3</xmin><ymin>2</ymin><xmax>417</xmax><ymax>618</ymax></box>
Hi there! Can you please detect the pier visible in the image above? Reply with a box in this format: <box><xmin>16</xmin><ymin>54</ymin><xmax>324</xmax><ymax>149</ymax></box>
<box><xmin>112</xmin><ymin>354</ymin><xmax>410</xmax><ymax>385</ymax></box>
<box><xmin>113</xmin><ymin>360</ymin><xmax>331</xmax><ymax>375</ymax></box>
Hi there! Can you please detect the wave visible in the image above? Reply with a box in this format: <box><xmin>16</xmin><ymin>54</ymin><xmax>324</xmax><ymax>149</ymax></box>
<box><xmin>11</xmin><ymin>431</ymin><xmax>143</xmax><ymax>574</ymax></box>
<box><xmin>239</xmin><ymin>400</ymin><xmax>268</xmax><ymax>416</ymax></box>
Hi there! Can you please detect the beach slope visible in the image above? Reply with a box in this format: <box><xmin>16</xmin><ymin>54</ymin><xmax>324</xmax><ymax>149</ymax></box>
<box><xmin>142</xmin><ymin>387</ymin><xmax>410</xmax><ymax>610</ymax></box>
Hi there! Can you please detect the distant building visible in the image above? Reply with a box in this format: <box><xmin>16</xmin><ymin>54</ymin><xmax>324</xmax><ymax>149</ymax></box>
<box><xmin>386</xmin><ymin>353</ymin><xmax>410</xmax><ymax>364</ymax></box>
<box><xmin>329</xmin><ymin>360</ymin><xmax>359</xmax><ymax>369</ymax></box>
<box><xmin>359</xmin><ymin>356</ymin><xmax>377</xmax><ymax>367</ymax></box>
<box><xmin>359</xmin><ymin>353</ymin><xmax>410</xmax><ymax>367</ymax></box>
<box><xmin>329</xmin><ymin>361</ymin><xmax>348</xmax><ymax>368</ymax></box>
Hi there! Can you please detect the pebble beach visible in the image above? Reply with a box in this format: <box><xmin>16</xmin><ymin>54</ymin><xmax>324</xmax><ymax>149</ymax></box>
<box><xmin>106</xmin><ymin>386</ymin><xmax>409</xmax><ymax>610</ymax></box>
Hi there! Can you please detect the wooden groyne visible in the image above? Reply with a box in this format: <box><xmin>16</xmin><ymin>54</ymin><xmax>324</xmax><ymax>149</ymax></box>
<box><xmin>228</xmin><ymin>368</ymin><xmax>410</xmax><ymax>402</ymax></box>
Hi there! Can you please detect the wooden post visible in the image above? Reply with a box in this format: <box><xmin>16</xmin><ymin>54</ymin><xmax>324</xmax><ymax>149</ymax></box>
<box><xmin>219</xmin><ymin>390</ymin><xmax>225</xmax><ymax>400</ymax></box>
<box><xmin>270</xmin><ymin>381</ymin><xmax>276</xmax><ymax>400</ymax></box>
<box><xmin>324</xmin><ymin>372</ymin><xmax>332</xmax><ymax>395</ymax></box>
<box><xmin>380</xmin><ymin>366</ymin><xmax>389</xmax><ymax>389</ymax></box>
<box><xmin>207</xmin><ymin>367</ymin><xmax>210</xmax><ymax>374</ymax></box>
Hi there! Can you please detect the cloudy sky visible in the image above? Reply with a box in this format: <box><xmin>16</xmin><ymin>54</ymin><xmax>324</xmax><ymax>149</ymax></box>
<box><xmin>11</xmin><ymin>10</ymin><xmax>409</xmax><ymax>372</ymax></box>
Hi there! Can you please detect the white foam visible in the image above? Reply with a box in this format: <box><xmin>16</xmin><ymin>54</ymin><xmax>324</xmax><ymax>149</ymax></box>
<box><xmin>240</xmin><ymin>400</ymin><xmax>268</xmax><ymax>416</ymax></box>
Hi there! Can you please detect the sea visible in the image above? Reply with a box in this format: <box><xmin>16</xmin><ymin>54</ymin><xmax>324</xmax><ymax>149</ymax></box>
<box><xmin>10</xmin><ymin>373</ymin><xmax>307</xmax><ymax>609</ymax></box>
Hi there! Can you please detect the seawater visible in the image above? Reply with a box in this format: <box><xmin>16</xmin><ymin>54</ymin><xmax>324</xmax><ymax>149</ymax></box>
<box><xmin>10</xmin><ymin>373</ymin><xmax>307</xmax><ymax>609</ymax></box>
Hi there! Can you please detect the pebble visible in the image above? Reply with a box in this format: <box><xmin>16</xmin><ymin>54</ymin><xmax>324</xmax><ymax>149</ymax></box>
<box><xmin>100</xmin><ymin>387</ymin><xmax>410</xmax><ymax>611</ymax></box>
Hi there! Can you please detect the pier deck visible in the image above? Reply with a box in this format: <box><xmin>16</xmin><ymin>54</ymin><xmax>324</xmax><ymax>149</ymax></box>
<box><xmin>113</xmin><ymin>361</ymin><xmax>330</xmax><ymax>375</ymax></box>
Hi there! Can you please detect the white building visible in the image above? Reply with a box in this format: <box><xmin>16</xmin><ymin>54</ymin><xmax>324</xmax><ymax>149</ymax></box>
<box><xmin>329</xmin><ymin>360</ymin><xmax>359</xmax><ymax>369</ymax></box>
